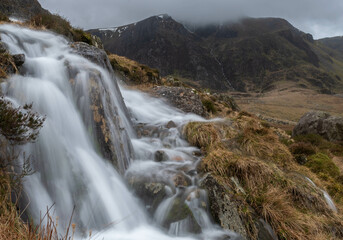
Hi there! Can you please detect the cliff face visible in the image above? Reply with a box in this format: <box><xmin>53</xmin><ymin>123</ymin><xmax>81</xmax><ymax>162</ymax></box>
<box><xmin>0</xmin><ymin>0</ymin><xmax>48</xmax><ymax>19</ymax></box>
<box><xmin>89</xmin><ymin>16</ymin><xmax>343</xmax><ymax>93</ymax></box>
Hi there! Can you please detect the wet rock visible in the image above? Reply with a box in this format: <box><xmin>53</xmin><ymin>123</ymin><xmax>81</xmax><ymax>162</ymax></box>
<box><xmin>201</xmin><ymin>174</ymin><xmax>248</xmax><ymax>239</ymax></box>
<box><xmin>187</xmin><ymin>169</ymin><xmax>197</xmax><ymax>176</ymax></box>
<box><xmin>0</xmin><ymin>42</ymin><xmax>7</xmax><ymax>53</ymax></box>
<box><xmin>12</xmin><ymin>54</ymin><xmax>25</xmax><ymax>66</ymax></box>
<box><xmin>152</xmin><ymin>86</ymin><xmax>206</xmax><ymax>116</ymax></box>
<box><xmin>128</xmin><ymin>176</ymin><xmax>167</xmax><ymax>215</ymax></box>
<box><xmin>69</xmin><ymin>42</ymin><xmax>133</xmax><ymax>173</ymax></box>
<box><xmin>172</xmin><ymin>173</ymin><xmax>192</xmax><ymax>187</ymax></box>
<box><xmin>163</xmin><ymin>197</ymin><xmax>201</xmax><ymax>234</ymax></box>
<box><xmin>293</xmin><ymin>111</ymin><xmax>343</xmax><ymax>142</ymax></box>
<box><xmin>166</xmin><ymin>120</ymin><xmax>177</xmax><ymax>129</ymax></box>
<box><xmin>256</xmin><ymin>219</ymin><xmax>278</xmax><ymax>240</ymax></box>
<box><xmin>154</xmin><ymin>150</ymin><xmax>169</xmax><ymax>162</ymax></box>
<box><xmin>70</xmin><ymin>42</ymin><xmax>112</xmax><ymax>73</ymax></box>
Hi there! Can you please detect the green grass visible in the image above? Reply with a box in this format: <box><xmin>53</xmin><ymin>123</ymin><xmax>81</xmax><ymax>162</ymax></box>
<box><xmin>201</xmin><ymin>99</ymin><xmax>217</xmax><ymax>114</ymax></box>
<box><xmin>305</xmin><ymin>153</ymin><xmax>340</xmax><ymax>179</ymax></box>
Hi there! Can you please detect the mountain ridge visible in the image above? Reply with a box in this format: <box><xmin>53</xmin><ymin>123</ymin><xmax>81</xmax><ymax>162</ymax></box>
<box><xmin>89</xmin><ymin>15</ymin><xmax>343</xmax><ymax>93</ymax></box>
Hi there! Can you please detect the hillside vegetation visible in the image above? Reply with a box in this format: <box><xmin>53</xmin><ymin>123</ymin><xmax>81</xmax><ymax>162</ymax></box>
<box><xmin>184</xmin><ymin>113</ymin><xmax>343</xmax><ymax>239</ymax></box>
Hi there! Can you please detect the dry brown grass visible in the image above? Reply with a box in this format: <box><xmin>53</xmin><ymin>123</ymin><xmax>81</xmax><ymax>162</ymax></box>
<box><xmin>183</xmin><ymin>122</ymin><xmax>221</xmax><ymax>150</ymax></box>
<box><xmin>235</xmin><ymin>116</ymin><xmax>293</xmax><ymax>165</ymax></box>
<box><xmin>234</xmin><ymin>88</ymin><xmax>343</xmax><ymax>122</ymax></box>
<box><xmin>0</xmin><ymin>169</ymin><xmax>76</xmax><ymax>240</ymax></box>
<box><xmin>258</xmin><ymin>188</ymin><xmax>307</xmax><ymax>240</ymax></box>
<box><xmin>108</xmin><ymin>54</ymin><xmax>160</xmax><ymax>86</ymax></box>
<box><xmin>185</xmin><ymin>115</ymin><xmax>343</xmax><ymax>239</ymax></box>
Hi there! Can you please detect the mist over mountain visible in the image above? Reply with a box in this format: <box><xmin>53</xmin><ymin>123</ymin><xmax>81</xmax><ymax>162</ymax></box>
<box><xmin>38</xmin><ymin>0</ymin><xmax>343</xmax><ymax>39</ymax></box>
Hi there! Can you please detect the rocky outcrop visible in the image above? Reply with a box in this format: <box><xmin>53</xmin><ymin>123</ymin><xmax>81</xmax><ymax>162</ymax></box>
<box><xmin>70</xmin><ymin>42</ymin><xmax>112</xmax><ymax>72</ymax></box>
<box><xmin>201</xmin><ymin>174</ymin><xmax>248</xmax><ymax>239</ymax></box>
<box><xmin>201</xmin><ymin>174</ymin><xmax>279</xmax><ymax>240</ymax></box>
<box><xmin>0</xmin><ymin>0</ymin><xmax>48</xmax><ymax>19</ymax></box>
<box><xmin>152</xmin><ymin>86</ymin><xmax>206</xmax><ymax>116</ymax></box>
<box><xmin>69</xmin><ymin>42</ymin><xmax>133</xmax><ymax>173</ymax></box>
<box><xmin>293</xmin><ymin>111</ymin><xmax>343</xmax><ymax>142</ymax></box>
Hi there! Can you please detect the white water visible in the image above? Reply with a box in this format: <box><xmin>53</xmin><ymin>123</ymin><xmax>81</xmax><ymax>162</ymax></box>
<box><xmin>305</xmin><ymin>177</ymin><xmax>337</xmax><ymax>213</ymax></box>
<box><xmin>0</xmin><ymin>24</ymin><xmax>239</xmax><ymax>239</ymax></box>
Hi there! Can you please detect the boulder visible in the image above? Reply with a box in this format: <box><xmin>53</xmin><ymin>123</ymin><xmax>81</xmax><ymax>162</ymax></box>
<box><xmin>128</xmin><ymin>176</ymin><xmax>167</xmax><ymax>215</ymax></box>
<box><xmin>154</xmin><ymin>150</ymin><xmax>169</xmax><ymax>162</ymax></box>
<box><xmin>152</xmin><ymin>86</ymin><xmax>206</xmax><ymax>116</ymax></box>
<box><xmin>166</xmin><ymin>120</ymin><xmax>177</xmax><ymax>129</ymax></box>
<box><xmin>163</xmin><ymin>197</ymin><xmax>201</xmax><ymax>234</ymax></box>
<box><xmin>293</xmin><ymin>111</ymin><xmax>343</xmax><ymax>142</ymax></box>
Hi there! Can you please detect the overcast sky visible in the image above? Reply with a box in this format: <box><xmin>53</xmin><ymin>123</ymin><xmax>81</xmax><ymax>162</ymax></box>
<box><xmin>38</xmin><ymin>0</ymin><xmax>343</xmax><ymax>39</ymax></box>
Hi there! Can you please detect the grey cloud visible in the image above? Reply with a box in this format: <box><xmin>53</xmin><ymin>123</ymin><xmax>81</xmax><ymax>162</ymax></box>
<box><xmin>38</xmin><ymin>0</ymin><xmax>343</xmax><ymax>39</ymax></box>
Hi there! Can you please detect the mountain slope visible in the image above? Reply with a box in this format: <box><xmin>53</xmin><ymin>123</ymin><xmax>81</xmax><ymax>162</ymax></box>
<box><xmin>0</xmin><ymin>0</ymin><xmax>48</xmax><ymax>19</ymax></box>
<box><xmin>89</xmin><ymin>15</ymin><xmax>228</xmax><ymax>89</ymax></box>
<box><xmin>89</xmin><ymin>16</ymin><xmax>343</xmax><ymax>93</ymax></box>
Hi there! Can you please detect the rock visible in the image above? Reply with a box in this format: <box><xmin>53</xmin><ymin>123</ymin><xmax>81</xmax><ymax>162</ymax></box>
<box><xmin>166</xmin><ymin>120</ymin><xmax>177</xmax><ymax>129</ymax></box>
<box><xmin>200</xmin><ymin>174</ymin><xmax>248</xmax><ymax>239</ymax></box>
<box><xmin>257</xmin><ymin>219</ymin><xmax>278</xmax><ymax>240</ymax></box>
<box><xmin>163</xmin><ymin>197</ymin><xmax>201</xmax><ymax>234</ymax></box>
<box><xmin>154</xmin><ymin>150</ymin><xmax>169</xmax><ymax>162</ymax></box>
<box><xmin>0</xmin><ymin>0</ymin><xmax>48</xmax><ymax>20</ymax></box>
<box><xmin>172</xmin><ymin>173</ymin><xmax>191</xmax><ymax>187</ymax></box>
<box><xmin>12</xmin><ymin>54</ymin><xmax>25</xmax><ymax>66</ymax></box>
<box><xmin>152</xmin><ymin>86</ymin><xmax>206</xmax><ymax>116</ymax></box>
<box><xmin>69</xmin><ymin>42</ymin><xmax>133</xmax><ymax>173</ymax></box>
<box><xmin>293</xmin><ymin>111</ymin><xmax>343</xmax><ymax>142</ymax></box>
<box><xmin>0</xmin><ymin>42</ymin><xmax>7</xmax><ymax>53</ymax></box>
<box><xmin>70</xmin><ymin>42</ymin><xmax>112</xmax><ymax>73</ymax></box>
<box><xmin>201</xmin><ymin>174</ymin><xmax>281</xmax><ymax>240</ymax></box>
<box><xmin>128</xmin><ymin>176</ymin><xmax>167</xmax><ymax>215</ymax></box>
<box><xmin>90</xmin><ymin>35</ymin><xmax>104</xmax><ymax>49</ymax></box>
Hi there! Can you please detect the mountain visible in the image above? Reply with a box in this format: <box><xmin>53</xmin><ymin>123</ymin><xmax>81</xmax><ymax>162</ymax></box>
<box><xmin>318</xmin><ymin>36</ymin><xmax>343</xmax><ymax>61</ymax></box>
<box><xmin>89</xmin><ymin>15</ymin><xmax>343</xmax><ymax>93</ymax></box>
<box><xmin>0</xmin><ymin>0</ymin><xmax>48</xmax><ymax>19</ymax></box>
<box><xmin>89</xmin><ymin>15</ymin><xmax>227</xmax><ymax>90</ymax></box>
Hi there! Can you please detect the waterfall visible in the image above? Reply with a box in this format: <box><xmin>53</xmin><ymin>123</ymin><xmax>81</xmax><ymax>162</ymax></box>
<box><xmin>305</xmin><ymin>177</ymin><xmax>337</xmax><ymax>213</ymax></box>
<box><xmin>0</xmin><ymin>24</ymin><xmax>238</xmax><ymax>239</ymax></box>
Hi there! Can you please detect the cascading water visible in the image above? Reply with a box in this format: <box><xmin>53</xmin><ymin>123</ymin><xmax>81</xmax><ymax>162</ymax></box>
<box><xmin>0</xmin><ymin>24</ymin><xmax>238</xmax><ymax>239</ymax></box>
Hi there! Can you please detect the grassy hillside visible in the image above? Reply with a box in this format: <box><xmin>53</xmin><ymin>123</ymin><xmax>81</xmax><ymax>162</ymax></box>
<box><xmin>184</xmin><ymin>113</ymin><xmax>343</xmax><ymax>239</ymax></box>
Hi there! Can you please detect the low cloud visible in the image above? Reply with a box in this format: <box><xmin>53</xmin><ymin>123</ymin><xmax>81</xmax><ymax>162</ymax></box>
<box><xmin>38</xmin><ymin>0</ymin><xmax>343</xmax><ymax>39</ymax></box>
